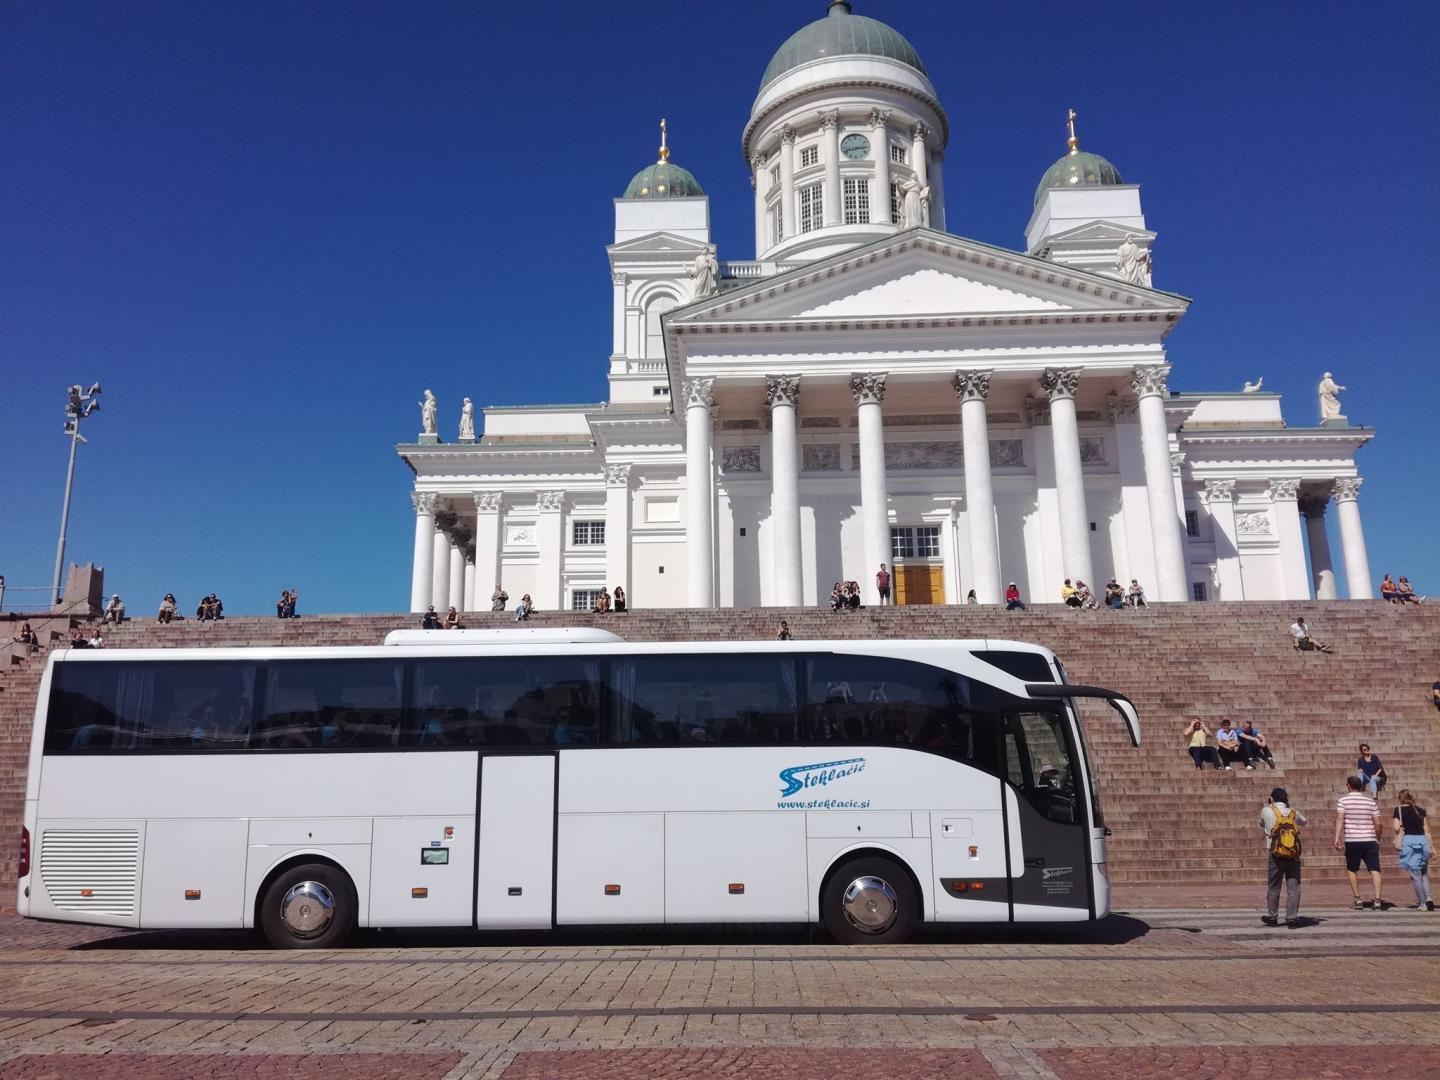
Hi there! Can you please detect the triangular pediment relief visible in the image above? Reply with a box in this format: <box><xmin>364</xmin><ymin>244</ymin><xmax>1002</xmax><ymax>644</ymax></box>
<box><xmin>1043</xmin><ymin>220</ymin><xmax>1157</xmax><ymax>245</ymax></box>
<box><xmin>607</xmin><ymin>231</ymin><xmax>711</xmax><ymax>256</ymax></box>
<box><xmin>668</xmin><ymin>230</ymin><xmax>1184</xmax><ymax>329</ymax></box>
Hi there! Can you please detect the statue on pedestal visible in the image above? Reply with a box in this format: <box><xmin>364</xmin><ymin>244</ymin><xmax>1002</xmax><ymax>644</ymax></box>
<box><xmin>899</xmin><ymin>177</ymin><xmax>930</xmax><ymax>229</ymax></box>
<box><xmin>687</xmin><ymin>247</ymin><xmax>719</xmax><ymax>298</ymax></box>
<box><xmin>459</xmin><ymin>397</ymin><xmax>475</xmax><ymax>441</ymax></box>
<box><xmin>1242</xmin><ymin>377</ymin><xmax>1263</xmax><ymax>393</ymax></box>
<box><xmin>1115</xmin><ymin>233</ymin><xmax>1152</xmax><ymax>287</ymax></box>
<box><xmin>419</xmin><ymin>389</ymin><xmax>438</xmax><ymax>435</ymax></box>
<box><xmin>1318</xmin><ymin>372</ymin><xmax>1347</xmax><ymax>423</ymax></box>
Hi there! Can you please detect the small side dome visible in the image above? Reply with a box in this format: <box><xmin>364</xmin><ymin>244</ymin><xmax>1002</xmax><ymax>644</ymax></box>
<box><xmin>760</xmin><ymin>1</ymin><xmax>926</xmax><ymax>93</ymax></box>
<box><xmin>622</xmin><ymin>118</ymin><xmax>705</xmax><ymax>199</ymax></box>
<box><xmin>1034</xmin><ymin>109</ymin><xmax>1124</xmax><ymax>207</ymax></box>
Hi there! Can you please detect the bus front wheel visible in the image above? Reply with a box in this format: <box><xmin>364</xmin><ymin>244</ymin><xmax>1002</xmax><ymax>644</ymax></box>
<box><xmin>821</xmin><ymin>855</ymin><xmax>918</xmax><ymax>945</ymax></box>
<box><xmin>259</xmin><ymin>863</ymin><xmax>356</xmax><ymax>949</ymax></box>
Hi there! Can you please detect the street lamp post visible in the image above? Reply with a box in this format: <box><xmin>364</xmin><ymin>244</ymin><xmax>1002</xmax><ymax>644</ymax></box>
<box><xmin>51</xmin><ymin>383</ymin><xmax>102</xmax><ymax>606</ymax></box>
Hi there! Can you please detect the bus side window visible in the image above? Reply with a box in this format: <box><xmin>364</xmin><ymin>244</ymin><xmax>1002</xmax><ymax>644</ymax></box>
<box><xmin>1004</xmin><ymin>710</ymin><xmax>1077</xmax><ymax>825</ymax></box>
<box><xmin>261</xmin><ymin>661</ymin><xmax>403</xmax><ymax>750</ymax></box>
<box><xmin>608</xmin><ymin>655</ymin><xmax>798</xmax><ymax>746</ymax></box>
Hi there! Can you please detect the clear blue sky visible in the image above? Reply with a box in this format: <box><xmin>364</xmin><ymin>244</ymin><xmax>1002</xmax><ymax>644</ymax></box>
<box><xmin>4</xmin><ymin>1</ymin><xmax>1436</xmax><ymax>615</ymax></box>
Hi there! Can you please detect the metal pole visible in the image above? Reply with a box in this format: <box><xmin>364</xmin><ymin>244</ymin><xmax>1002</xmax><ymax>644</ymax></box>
<box><xmin>51</xmin><ymin>423</ymin><xmax>81</xmax><ymax>606</ymax></box>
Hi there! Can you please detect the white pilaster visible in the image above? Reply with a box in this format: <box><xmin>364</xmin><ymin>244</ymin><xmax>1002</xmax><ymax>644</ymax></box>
<box><xmin>779</xmin><ymin>126</ymin><xmax>796</xmax><ymax>240</ymax></box>
<box><xmin>1131</xmin><ymin>365</ymin><xmax>1189</xmax><ymax>602</ymax></box>
<box><xmin>911</xmin><ymin>123</ymin><xmax>929</xmax><ymax>187</ymax></box>
<box><xmin>955</xmin><ymin>370</ymin><xmax>1001</xmax><ymax>604</ymax></box>
<box><xmin>1332</xmin><ymin>477</ymin><xmax>1373</xmax><ymax>599</ymax></box>
<box><xmin>447</xmin><ymin>531</ymin><xmax>466</xmax><ymax>613</ymax></box>
<box><xmin>767</xmin><ymin>376</ymin><xmax>803</xmax><ymax>607</ymax></box>
<box><xmin>535</xmin><ymin>491</ymin><xmax>565</xmax><ymax>612</ymax></box>
<box><xmin>604</xmin><ymin>464</ymin><xmax>633</xmax><ymax>597</ymax></box>
<box><xmin>1300</xmin><ymin>492</ymin><xmax>1337</xmax><ymax>600</ymax></box>
<box><xmin>462</xmin><ymin>546</ymin><xmax>476</xmax><ymax>612</ymax></box>
<box><xmin>820</xmin><ymin>111</ymin><xmax>841</xmax><ymax>228</ymax></box>
<box><xmin>870</xmin><ymin>108</ymin><xmax>891</xmax><ymax>226</ymax></box>
<box><xmin>1041</xmin><ymin>368</ymin><xmax>1095</xmax><ymax>591</ymax></box>
<box><xmin>929</xmin><ymin>149</ymin><xmax>946</xmax><ymax>232</ymax></box>
<box><xmin>1201</xmin><ymin>479</ymin><xmax>1243</xmax><ymax>600</ymax></box>
<box><xmin>1026</xmin><ymin>395</ymin><xmax>1063</xmax><ymax>598</ymax></box>
<box><xmin>1269</xmin><ymin>478</ymin><xmax>1311</xmax><ymax>600</ymax></box>
<box><xmin>751</xmin><ymin>153</ymin><xmax>768</xmax><ymax>258</ymax></box>
<box><xmin>430</xmin><ymin>512</ymin><xmax>452</xmax><ymax>611</ymax></box>
<box><xmin>683</xmin><ymin>377</ymin><xmax>716</xmax><ymax>607</ymax></box>
<box><xmin>852</xmin><ymin>373</ymin><xmax>890</xmax><ymax>606</ymax></box>
<box><xmin>610</xmin><ymin>272</ymin><xmax>627</xmax><ymax>356</ymax></box>
<box><xmin>409</xmin><ymin>492</ymin><xmax>439</xmax><ymax>613</ymax></box>
<box><xmin>473</xmin><ymin>492</ymin><xmax>505</xmax><ymax>607</ymax></box>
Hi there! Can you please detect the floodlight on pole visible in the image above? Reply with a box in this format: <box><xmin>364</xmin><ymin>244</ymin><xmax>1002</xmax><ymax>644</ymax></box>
<box><xmin>51</xmin><ymin>382</ymin><xmax>103</xmax><ymax>606</ymax></box>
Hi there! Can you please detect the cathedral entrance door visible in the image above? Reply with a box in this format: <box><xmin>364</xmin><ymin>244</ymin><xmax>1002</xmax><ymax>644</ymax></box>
<box><xmin>895</xmin><ymin>564</ymin><xmax>943</xmax><ymax>605</ymax></box>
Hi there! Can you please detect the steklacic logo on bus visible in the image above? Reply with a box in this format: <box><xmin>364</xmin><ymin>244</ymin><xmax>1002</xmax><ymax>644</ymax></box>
<box><xmin>776</xmin><ymin>757</ymin><xmax>869</xmax><ymax>809</ymax></box>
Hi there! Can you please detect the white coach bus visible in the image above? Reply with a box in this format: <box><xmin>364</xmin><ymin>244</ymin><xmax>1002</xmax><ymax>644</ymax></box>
<box><xmin>17</xmin><ymin>629</ymin><xmax>1141</xmax><ymax>947</ymax></box>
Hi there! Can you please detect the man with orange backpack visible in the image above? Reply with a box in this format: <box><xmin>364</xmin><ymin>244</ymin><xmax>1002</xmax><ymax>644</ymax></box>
<box><xmin>1260</xmin><ymin>787</ymin><xmax>1307</xmax><ymax>927</ymax></box>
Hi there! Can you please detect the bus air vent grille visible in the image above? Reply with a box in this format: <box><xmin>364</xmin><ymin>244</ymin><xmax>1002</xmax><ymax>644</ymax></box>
<box><xmin>39</xmin><ymin>829</ymin><xmax>141</xmax><ymax>918</ymax></box>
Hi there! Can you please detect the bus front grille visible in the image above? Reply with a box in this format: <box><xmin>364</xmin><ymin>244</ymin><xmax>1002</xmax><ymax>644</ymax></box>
<box><xmin>39</xmin><ymin>829</ymin><xmax>141</xmax><ymax>918</ymax></box>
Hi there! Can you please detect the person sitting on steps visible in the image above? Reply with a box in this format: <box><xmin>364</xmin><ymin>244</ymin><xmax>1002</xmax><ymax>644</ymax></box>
<box><xmin>1184</xmin><ymin>718</ymin><xmax>1223</xmax><ymax>770</ymax></box>
<box><xmin>1289</xmin><ymin>616</ymin><xmax>1332</xmax><ymax>653</ymax></box>
<box><xmin>1356</xmin><ymin>743</ymin><xmax>1387</xmax><ymax>797</ymax></box>
<box><xmin>1104</xmin><ymin>579</ymin><xmax>1124</xmax><ymax>609</ymax></box>
<box><xmin>1126</xmin><ymin>579</ymin><xmax>1147</xmax><ymax>607</ymax></box>
<box><xmin>1238</xmin><ymin>720</ymin><xmax>1276</xmax><ymax>769</ymax></box>
<box><xmin>102</xmin><ymin>595</ymin><xmax>125</xmax><ymax>625</ymax></box>
<box><xmin>1215</xmin><ymin>719</ymin><xmax>1249</xmax><ymax>771</ymax></box>
<box><xmin>1061</xmin><ymin>579</ymin><xmax>1079</xmax><ymax>607</ymax></box>
<box><xmin>421</xmin><ymin>606</ymin><xmax>442</xmax><ymax>630</ymax></box>
<box><xmin>514</xmin><ymin>594</ymin><xmax>533</xmax><ymax>621</ymax></box>
<box><xmin>1381</xmin><ymin>575</ymin><xmax>1400</xmax><ymax>603</ymax></box>
<box><xmin>1397</xmin><ymin>576</ymin><xmax>1424</xmax><ymax>604</ymax></box>
<box><xmin>1005</xmin><ymin>582</ymin><xmax>1026</xmax><ymax>611</ymax></box>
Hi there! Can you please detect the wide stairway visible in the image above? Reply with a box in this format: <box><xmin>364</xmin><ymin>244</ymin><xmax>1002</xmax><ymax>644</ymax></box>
<box><xmin>3</xmin><ymin>602</ymin><xmax>1436</xmax><ymax>905</ymax></box>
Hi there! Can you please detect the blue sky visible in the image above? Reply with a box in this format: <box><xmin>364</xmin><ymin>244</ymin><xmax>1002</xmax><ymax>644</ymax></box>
<box><xmin>3</xmin><ymin>1</ymin><xmax>1436</xmax><ymax>615</ymax></box>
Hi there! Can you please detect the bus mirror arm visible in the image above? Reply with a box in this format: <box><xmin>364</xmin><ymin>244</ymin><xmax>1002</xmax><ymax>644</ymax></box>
<box><xmin>1023</xmin><ymin>683</ymin><xmax>1142</xmax><ymax>749</ymax></box>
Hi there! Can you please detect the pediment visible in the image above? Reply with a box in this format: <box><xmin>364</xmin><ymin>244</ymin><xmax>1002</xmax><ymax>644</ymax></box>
<box><xmin>669</xmin><ymin>230</ymin><xmax>1182</xmax><ymax>327</ymax></box>
<box><xmin>1043</xmin><ymin>220</ymin><xmax>1156</xmax><ymax>245</ymax></box>
<box><xmin>608</xmin><ymin>231</ymin><xmax>711</xmax><ymax>256</ymax></box>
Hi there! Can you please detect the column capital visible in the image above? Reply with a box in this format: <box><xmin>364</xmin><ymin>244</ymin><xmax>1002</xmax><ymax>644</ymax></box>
<box><xmin>868</xmin><ymin>107</ymin><xmax>891</xmax><ymax>130</ymax></box>
<box><xmin>604</xmin><ymin>463</ymin><xmax>633</xmax><ymax>488</ymax></box>
<box><xmin>412</xmin><ymin>491</ymin><xmax>441</xmax><ymax>516</ymax></box>
<box><xmin>750</xmin><ymin>152</ymin><xmax>766</xmax><ymax>172</ymax></box>
<box><xmin>1105</xmin><ymin>391</ymin><xmax>1139</xmax><ymax>423</ymax></box>
<box><xmin>611</xmin><ymin>271</ymin><xmax>628</xmax><ymax>286</ymax></box>
<box><xmin>1332</xmin><ymin>476</ymin><xmax>1363</xmax><ymax>503</ymax></box>
<box><xmin>1040</xmin><ymin>367</ymin><xmax>1080</xmax><ymax>402</ymax></box>
<box><xmin>780</xmin><ymin>124</ymin><xmax>796</xmax><ymax>145</ymax></box>
<box><xmin>765</xmin><ymin>375</ymin><xmax>801</xmax><ymax>408</ymax></box>
<box><xmin>680</xmin><ymin>376</ymin><xmax>715</xmax><ymax>409</ymax></box>
<box><xmin>818</xmin><ymin>109</ymin><xmax>840</xmax><ymax>131</ymax></box>
<box><xmin>1298</xmin><ymin>491</ymin><xmax>1330</xmax><ymax>518</ymax></box>
<box><xmin>1129</xmin><ymin>363</ymin><xmax>1173</xmax><ymax>399</ymax></box>
<box><xmin>536</xmin><ymin>490</ymin><xmax>566</xmax><ymax>513</ymax></box>
<box><xmin>1201</xmin><ymin>478</ymin><xmax>1236</xmax><ymax>504</ymax></box>
<box><xmin>911</xmin><ymin>122</ymin><xmax>930</xmax><ymax>142</ymax></box>
<box><xmin>1023</xmin><ymin>393</ymin><xmax>1051</xmax><ymax>426</ymax></box>
<box><xmin>952</xmin><ymin>369</ymin><xmax>992</xmax><ymax>402</ymax></box>
<box><xmin>1170</xmin><ymin>451</ymin><xmax>1186</xmax><ymax>476</ymax></box>
<box><xmin>1268</xmin><ymin>477</ymin><xmax>1302</xmax><ymax>502</ymax></box>
<box><xmin>474</xmin><ymin>491</ymin><xmax>504</xmax><ymax>514</ymax></box>
<box><xmin>850</xmin><ymin>373</ymin><xmax>888</xmax><ymax>405</ymax></box>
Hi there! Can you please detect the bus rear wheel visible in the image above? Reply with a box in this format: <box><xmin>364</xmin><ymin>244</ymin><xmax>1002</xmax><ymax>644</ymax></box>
<box><xmin>259</xmin><ymin>863</ymin><xmax>356</xmax><ymax>949</ymax></box>
<box><xmin>821</xmin><ymin>855</ymin><xmax>918</xmax><ymax>945</ymax></box>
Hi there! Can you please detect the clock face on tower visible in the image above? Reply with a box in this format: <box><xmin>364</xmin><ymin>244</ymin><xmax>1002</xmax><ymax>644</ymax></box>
<box><xmin>840</xmin><ymin>134</ymin><xmax>870</xmax><ymax>160</ymax></box>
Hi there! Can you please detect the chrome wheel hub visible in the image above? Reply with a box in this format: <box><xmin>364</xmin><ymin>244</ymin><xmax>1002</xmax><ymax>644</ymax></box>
<box><xmin>280</xmin><ymin>880</ymin><xmax>336</xmax><ymax>939</ymax></box>
<box><xmin>841</xmin><ymin>875</ymin><xmax>899</xmax><ymax>934</ymax></box>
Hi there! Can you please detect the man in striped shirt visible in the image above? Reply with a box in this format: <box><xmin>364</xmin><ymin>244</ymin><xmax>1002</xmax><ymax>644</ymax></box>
<box><xmin>1334</xmin><ymin>775</ymin><xmax>1384</xmax><ymax>909</ymax></box>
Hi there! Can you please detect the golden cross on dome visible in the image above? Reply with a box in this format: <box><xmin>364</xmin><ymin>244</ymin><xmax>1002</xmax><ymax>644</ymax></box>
<box><xmin>1066</xmin><ymin>108</ymin><xmax>1080</xmax><ymax>154</ymax></box>
<box><xmin>659</xmin><ymin>118</ymin><xmax>670</xmax><ymax>162</ymax></box>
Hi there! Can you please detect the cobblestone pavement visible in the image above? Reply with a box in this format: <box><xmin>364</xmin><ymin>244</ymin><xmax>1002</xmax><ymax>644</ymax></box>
<box><xmin>0</xmin><ymin>908</ymin><xmax>1436</xmax><ymax>1078</ymax></box>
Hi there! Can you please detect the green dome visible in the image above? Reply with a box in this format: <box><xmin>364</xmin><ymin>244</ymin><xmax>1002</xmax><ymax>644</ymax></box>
<box><xmin>623</xmin><ymin>159</ymin><xmax>704</xmax><ymax>199</ymax></box>
<box><xmin>1034</xmin><ymin>149</ymin><xmax>1124</xmax><ymax>207</ymax></box>
<box><xmin>760</xmin><ymin>1</ymin><xmax>926</xmax><ymax>93</ymax></box>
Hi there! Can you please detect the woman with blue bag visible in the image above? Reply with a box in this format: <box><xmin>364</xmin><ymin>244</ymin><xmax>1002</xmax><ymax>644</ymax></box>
<box><xmin>1393</xmin><ymin>790</ymin><xmax>1434</xmax><ymax>911</ymax></box>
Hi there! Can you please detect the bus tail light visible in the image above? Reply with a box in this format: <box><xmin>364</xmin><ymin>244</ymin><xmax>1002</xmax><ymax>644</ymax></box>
<box><xmin>412</xmin><ymin>888</ymin><xmax>428</xmax><ymax>899</ymax></box>
<box><xmin>604</xmin><ymin>884</ymin><xmax>621</xmax><ymax>896</ymax></box>
<box><xmin>728</xmin><ymin>883</ymin><xmax>745</xmax><ymax>895</ymax></box>
<box><xmin>17</xmin><ymin>827</ymin><xmax>29</xmax><ymax>879</ymax></box>
<box><xmin>185</xmin><ymin>890</ymin><xmax>201</xmax><ymax>900</ymax></box>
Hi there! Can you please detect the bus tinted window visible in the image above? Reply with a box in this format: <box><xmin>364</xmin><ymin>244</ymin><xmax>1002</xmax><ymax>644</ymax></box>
<box><xmin>804</xmin><ymin>654</ymin><xmax>1000</xmax><ymax>774</ymax></box>
<box><xmin>610</xmin><ymin>655</ymin><xmax>798</xmax><ymax>744</ymax></box>
<box><xmin>408</xmin><ymin>657</ymin><xmax>601</xmax><ymax>747</ymax></box>
<box><xmin>47</xmin><ymin>661</ymin><xmax>257</xmax><ymax>753</ymax></box>
<box><xmin>1004</xmin><ymin>710</ymin><xmax>1078</xmax><ymax>825</ymax></box>
<box><xmin>258</xmin><ymin>661</ymin><xmax>404</xmax><ymax>749</ymax></box>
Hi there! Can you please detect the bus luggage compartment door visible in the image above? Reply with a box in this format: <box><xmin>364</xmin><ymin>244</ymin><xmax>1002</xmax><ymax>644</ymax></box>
<box><xmin>476</xmin><ymin>755</ymin><xmax>555</xmax><ymax>929</ymax></box>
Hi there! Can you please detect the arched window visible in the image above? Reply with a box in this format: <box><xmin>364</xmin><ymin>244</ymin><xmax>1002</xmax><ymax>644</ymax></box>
<box><xmin>643</xmin><ymin>295</ymin><xmax>677</xmax><ymax>360</ymax></box>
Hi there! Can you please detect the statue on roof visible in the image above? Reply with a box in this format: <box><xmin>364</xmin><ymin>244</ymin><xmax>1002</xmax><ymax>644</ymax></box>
<box><xmin>419</xmin><ymin>389</ymin><xmax>438</xmax><ymax>435</ymax></box>
<box><xmin>899</xmin><ymin>177</ymin><xmax>930</xmax><ymax>228</ymax></box>
<box><xmin>459</xmin><ymin>397</ymin><xmax>475</xmax><ymax>441</ymax></box>
<box><xmin>1115</xmin><ymin>234</ymin><xmax>1152</xmax><ymax>287</ymax></box>
<box><xmin>688</xmin><ymin>245</ymin><xmax>719</xmax><ymax>299</ymax></box>
<box><xmin>1318</xmin><ymin>372</ymin><xmax>1347</xmax><ymax>423</ymax></box>
<box><xmin>1242</xmin><ymin>377</ymin><xmax>1263</xmax><ymax>393</ymax></box>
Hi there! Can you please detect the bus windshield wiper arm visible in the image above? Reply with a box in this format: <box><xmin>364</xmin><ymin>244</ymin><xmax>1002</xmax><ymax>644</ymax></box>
<box><xmin>1023</xmin><ymin>683</ymin><xmax>1142</xmax><ymax>748</ymax></box>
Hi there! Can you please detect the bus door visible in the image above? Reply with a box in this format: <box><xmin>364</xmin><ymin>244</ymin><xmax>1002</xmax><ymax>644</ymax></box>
<box><xmin>1003</xmin><ymin>709</ymin><xmax>1091</xmax><ymax>920</ymax></box>
<box><xmin>475</xmin><ymin>754</ymin><xmax>555</xmax><ymax>929</ymax></box>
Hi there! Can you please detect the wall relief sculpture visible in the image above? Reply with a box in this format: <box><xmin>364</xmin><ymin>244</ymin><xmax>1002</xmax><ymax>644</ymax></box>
<box><xmin>721</xmin><ymin>446</ymin><xmax>762</xmax><ymax>473</ymax></box>
<box><xmin>802</xmin><ymin>444</ymin><xmax>841</xmax><ymax>472</ymax></box>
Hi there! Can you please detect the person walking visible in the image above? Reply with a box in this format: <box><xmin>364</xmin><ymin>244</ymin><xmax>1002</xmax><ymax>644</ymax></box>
<box><xmin>875</xmin><ymin>564</ymin><xmax>891</xmax><ymax>605</ymax></box>
<box><xmin>1335</xmin><ymin>775</ymin><xmax>1385</xmax><ymax>910</ymax></box>
<box><xmin>1392</xmin><ymin>790</ymin><xmax>1434</xmax><ymax>911</ymax></box>
<box><xmin>1260</xmin><ymin>787</ymin><xmax>1306</xmax><ymax>927</ymax></box>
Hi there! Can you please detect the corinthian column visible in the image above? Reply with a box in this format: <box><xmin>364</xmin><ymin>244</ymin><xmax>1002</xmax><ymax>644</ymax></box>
<box><xmin>870</xmin><ymin>108</ymin><xmax>892</xmax><ymax>225</ymax></box>
<box><xmin>779</xmin><ymin>126</ymin><xmax>796</xmax><ymax>241</ymax></box>
<box><xmin>852</xmin><ymin>373</ymin><xmax>890</xmax><ymax>605</ymax></box>
<box><xmin>1332</xmin><ymin>477</ymin><xmax>1373</xmax><ymax>599</ymax></box>
<box><xmin>683</xmin><ymin>377</ymin><xmax>716</xmax><ymax>607</ymax></box>
<box><xmin>820</xmin><ymin>110</ymin><xmax>841</xmax><ymax>227</ymax></box>
<box><xmin>1299</xmin><ymin>491</ymin><xmax>1337</xmax><ymax>600</ymax></box>
<box><xmin>410</xmin><ymin>491</ymin><xmax>439</xmax><ymax>613</ymax></box>
<box><xmin>1130</xmin><ymin>365</ymin><xmax>1189</xmax><ymax>601</ymax></box>
<box><xmin>767</xmin><ymin>376</ymin><xmax>803</xmax><ymax>606</ymax></box>
<box><xmin>1041</xmin><ymin>368</ymin><xmax>1095</xmax><ymax>591</ymax></box>
<box><xmin>448</xmin><ymin>526</ymin><xmax>470</xmax><ymax>613</ymax></box>
<box><xmin>954</xmin><ymin>370</ymin><xmax>1001</xmax><ymax>604</ymax></box>
<box><xmin>1201</xmin><ymin>479</ymin><xmax>1242</xmax><ymax>600</ymax></box>
<box><xmin>751</xmin><ymin>153</ymin><xmax>768</xmax><ymax>256</ymax></box>
<box><xmin>431</xmin><ymin>509</ymin><xmax>454</xmax><ymax>611</ymax></box>
<box><xmin>1268</xmin><ymin>478</ymin><xmax>1311</xmax><ymax>600</ymax></box>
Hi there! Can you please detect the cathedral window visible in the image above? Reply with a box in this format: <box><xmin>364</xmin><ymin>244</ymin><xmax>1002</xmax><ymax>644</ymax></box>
<box><xmin>1191</xmin><ymin>581</ymin><xmax>1209</xmax><ymax>602</ymax></box>
<box><xmin>799</xmin><ymin>184</ymin><xmax>823</xmax><ymax>233</ymax></box>
<box><xmin>772</xmin><ymin>202</ymin><xmax>784</xmax><ymax>245</ymax></box>
<box><xmin>799</xmin><ymin>145</ymin><xmax>819</xmax><ymax>168</ymax></box>
<box><xmin>769</xmin><ymin>164</ymin><xmax>780</xmax><ymax>187</ymax></box>
<box><xmin>1185</xmin><ymin>509</ymin><xmax>1200</xmax><ymax>537</ymax></box>
<box><xmin>570</xmin><ymin>590</ymin><xmax>602</xmax><ymax>612</ymax></box>
<box><xmin>889</xmin><ymin>181</ymin><xmax>901</xmax><ymax>225</ymax></box>
<box><xmin>890</xmin><ymin>526</ymin><xmax>940</xmax><ymax>559</ymax></box>
<box><xmin>572</xmin><ymin>521</ymin><xmax>606</xmax><ymax>546</ymax></box>
<box><xmin>643</xmin><ymin>295</ymin><xmax>677</xmax><ymax>359</ymax></box>
<box><xmin>843</xmin><ymin>177</ymin><xmax>870</xmax><ymax>225</ymax></box>
<box><xmin>890</xmin><ymin>143</ymin><xmax>907</xmax><ymax>165</ymax></box>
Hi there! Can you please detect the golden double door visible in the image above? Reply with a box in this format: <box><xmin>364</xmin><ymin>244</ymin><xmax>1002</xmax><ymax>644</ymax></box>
<box><xmin>893</xmin><ymin>564</ymin><xmax>944</xmax><ymax>605</ymax></box>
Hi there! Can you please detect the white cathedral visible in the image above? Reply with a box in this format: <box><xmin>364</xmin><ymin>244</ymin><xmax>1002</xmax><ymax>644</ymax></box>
<box><xmin>398</xmin><ymin>0</ymin><xmax>1374</xmax><ymax>613</ymax></box>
